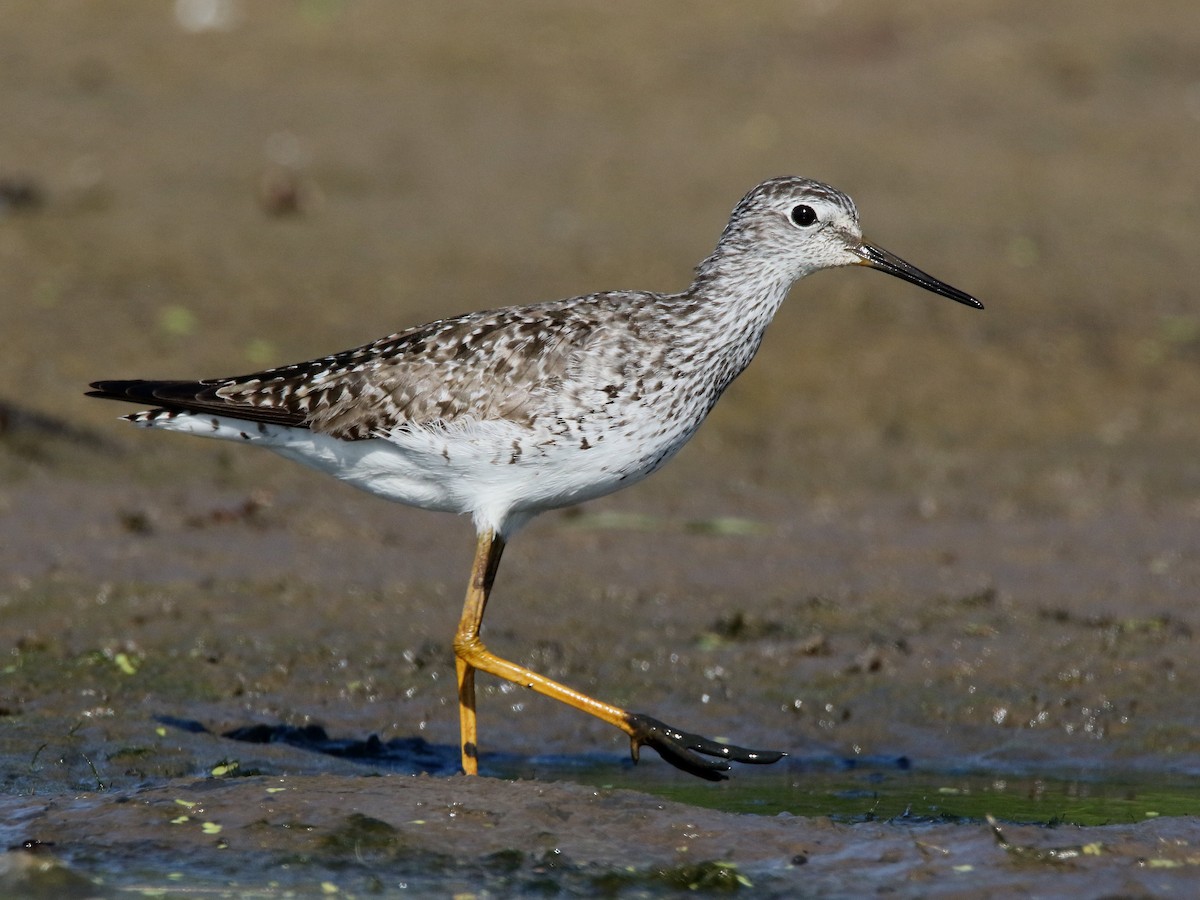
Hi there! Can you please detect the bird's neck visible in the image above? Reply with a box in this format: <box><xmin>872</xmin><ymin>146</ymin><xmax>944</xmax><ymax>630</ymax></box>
<box><xmin>680</xmin><ymin>247</ymin><xmax>799</xmax><ymax>351</ymax></box>
<box><xmin>662</xmin><ymin>250</ymin><xmax>800</xmax><ymax>404</ymax></box>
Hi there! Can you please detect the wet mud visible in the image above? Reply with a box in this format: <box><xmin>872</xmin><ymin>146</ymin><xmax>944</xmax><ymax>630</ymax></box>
<box><xmin>3</xmin><ymin>1</ymin><xmax>1200</xmax><ymax>896</ymax></box>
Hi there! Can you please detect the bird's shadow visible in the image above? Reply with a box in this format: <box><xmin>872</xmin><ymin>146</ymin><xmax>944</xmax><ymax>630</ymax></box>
<box><xmin>154</xmin><ymin>715</ymin><xmax>634</xmax><ymax>778</ymax></box>
<box><xmin>156</xmin><ymin>715</ymin><xmax>464</xmax><ymax>776</ymax></box>
<box><xmin>154</xmin><ymin>715</ymin><xmax>906</xmax><ymax>781</ymax></box>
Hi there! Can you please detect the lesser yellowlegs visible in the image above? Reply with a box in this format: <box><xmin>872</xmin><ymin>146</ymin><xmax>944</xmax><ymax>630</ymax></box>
<box><xmin>88</xmin><ymin>176</ymin><xmax>982</xmax><ymax>779</ymax></box>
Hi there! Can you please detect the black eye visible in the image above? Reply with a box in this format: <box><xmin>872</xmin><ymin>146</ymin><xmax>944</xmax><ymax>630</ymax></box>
<box><xmin>790</xmin><ymin>204</ymin><xmax>818</xmax><ymax>227</ymax></box>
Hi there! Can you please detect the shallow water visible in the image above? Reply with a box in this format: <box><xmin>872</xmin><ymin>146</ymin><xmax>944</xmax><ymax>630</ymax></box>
<box><xmin>508</xmin><ymin>759</ymin><xmax>1200</xmax><ymax>826</ymax></box>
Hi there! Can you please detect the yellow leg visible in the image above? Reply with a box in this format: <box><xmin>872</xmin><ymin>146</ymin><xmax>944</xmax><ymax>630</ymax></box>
<box><xmin>452</xmin><ymin>528</ymin><xmax>785</xmax><ymax>780</ymax></box>
<box><xmin>455</xmin><ymin>657</ymin><xmax>478</xmax><ymax>774</ymax></box>
<box><xmin>454</xmin><ymin>530</ymin><xmax>502</xmax><ymax>775</ymax></box>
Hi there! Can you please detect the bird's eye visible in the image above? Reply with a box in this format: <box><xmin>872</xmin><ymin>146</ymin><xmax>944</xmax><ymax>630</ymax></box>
<box><xmin>790</xmin><ymin>204</ymin><xmax>818</xmax><ymax>227</ymax></box>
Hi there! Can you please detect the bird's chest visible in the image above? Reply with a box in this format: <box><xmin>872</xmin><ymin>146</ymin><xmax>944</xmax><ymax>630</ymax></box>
<box><xmin>540</xmin><ymin>354</ymin><xmax>738</xmax><ymax>467</ymax></box>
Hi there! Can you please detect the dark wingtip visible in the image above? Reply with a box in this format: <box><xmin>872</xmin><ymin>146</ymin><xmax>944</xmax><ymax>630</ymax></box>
<box><xmin>85</xmin><ymin>378</ymin><xmax>311</xmax><ymax>429</ymax></box>
<box><xmin>86</xmin><ymin>380</ymin><xmax>151</xmax><ymax>403</ymax></box>
<box><xmin>86</xmin><ymin>380</ymin><xmax>125</xmax><ymax>400</ymax></box>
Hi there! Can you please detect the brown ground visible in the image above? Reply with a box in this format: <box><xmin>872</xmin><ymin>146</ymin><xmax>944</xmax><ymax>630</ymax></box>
<box><xmin>2</xmin><ymin>2</ymin><xmax>1199</xmax><ymax>896</ymax></box>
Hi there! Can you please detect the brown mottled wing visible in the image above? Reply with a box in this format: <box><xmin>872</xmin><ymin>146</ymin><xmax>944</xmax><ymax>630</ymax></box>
<box><xmin>88</xmin><ymin>295</ymin><xmax>641</xmax><ymax>440</ymax></box>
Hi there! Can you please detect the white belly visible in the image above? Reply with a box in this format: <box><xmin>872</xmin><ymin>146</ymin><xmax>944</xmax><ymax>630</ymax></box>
<box><xmin>124</xmin><ymin>409</ymin><xmax>687</xmax><ymax>537</ymax></box>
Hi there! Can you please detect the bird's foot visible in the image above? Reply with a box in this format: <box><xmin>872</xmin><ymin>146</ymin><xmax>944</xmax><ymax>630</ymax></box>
<box><xmin>624</xmin><ymin>712</ymin><xmax>786</xmax><ymax>781</ymax></box>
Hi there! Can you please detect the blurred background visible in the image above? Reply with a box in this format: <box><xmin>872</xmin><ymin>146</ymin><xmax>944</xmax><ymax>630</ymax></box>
<box><xmin>1</xmin><ymin>0</ymin><xmax>1196</xmax><ymax>520</ymax></box>
<box><xmin>1</xmin><ymin>0</ymin><xmax>1199</xmax><ymax>781</ymax></box>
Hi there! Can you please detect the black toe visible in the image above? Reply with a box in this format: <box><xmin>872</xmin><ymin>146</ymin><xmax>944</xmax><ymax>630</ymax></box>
<box><xmin>625</xmin><ymin>712</ymin><xmax>786</xmax><ymax>781</ymax></box>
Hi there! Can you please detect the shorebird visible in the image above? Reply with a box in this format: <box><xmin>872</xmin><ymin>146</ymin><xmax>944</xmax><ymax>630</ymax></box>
<box><xmin>88</xmin><ymin>176</ymin><xmax>981</xmax><ymax>780</ymax></box>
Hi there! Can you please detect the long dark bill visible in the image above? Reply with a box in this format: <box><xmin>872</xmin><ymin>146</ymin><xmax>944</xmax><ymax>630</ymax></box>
<box><xmin>856</xmin><ymin>241</ymin><xmax>983</xmax><ymax>309</ymax></box>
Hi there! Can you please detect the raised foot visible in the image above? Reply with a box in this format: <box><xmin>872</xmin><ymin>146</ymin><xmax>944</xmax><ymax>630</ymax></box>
<box><xmin>624</xmin><ymin>712</ymin><xmax>786</xmax><ymax>781</ymax></box>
